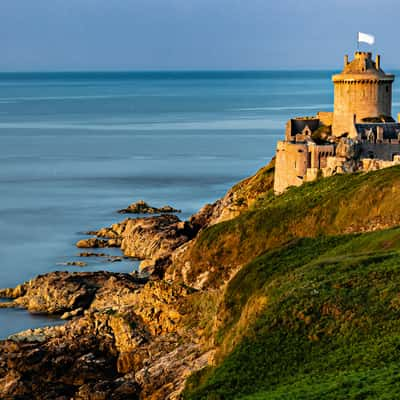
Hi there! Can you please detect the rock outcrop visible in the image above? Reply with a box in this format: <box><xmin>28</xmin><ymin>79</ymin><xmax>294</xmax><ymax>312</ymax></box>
<box><xmin>0</xmin><ymin>271</ymin><xmax>127</xmax><ymax>314</ymax></box>
<box><xmin>76</xmin><ymin>237</ymin><xmax>121</xmax><ymax>249</ymax></box>
<box><xmin>57</xmin><ymin>261</ymin><xmax>88</xmax><ymax>267</ymax></box>
<box><xmin>118</xmin><ymin>200</ymin><xmax>181</xmax><ymax>214</ymax></box>
<box><xmin>76</xmin><ymin>214</ymin><xmax>196</xmax><ymax>273</ymax></box>
<box><xmin>0</xmin><ymin>271</ymin><xmax>207</xmax><ymax>399</ymax></box>
<box><xmin>189</xmin><ymin>158</ymin><xmax>275</xmax><ymax>230</ymax></box>
<box><xmin>0</xmin><ymin>160</ymin><xmax>276</xmax><ymax>399</ymax></box>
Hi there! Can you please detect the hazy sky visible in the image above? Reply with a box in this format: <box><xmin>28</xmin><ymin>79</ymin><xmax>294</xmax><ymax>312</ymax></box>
<box><xmin>0</xmin><ymin>0</ymin><xmax>399</xmax><ymax>71</ymax></box>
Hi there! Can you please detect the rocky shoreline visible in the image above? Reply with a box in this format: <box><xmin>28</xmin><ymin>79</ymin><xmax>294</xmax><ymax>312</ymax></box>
<box><xmin>0</xmin><ymin>270</ymin><xmax>207</xmax><ymax>399</ymax></box>
<box><xmin>0</xmin><ymin>199</ymin><xmax>220</xmax><ymax>399</ymax></box>
<box><xmin>0</xmin><ymin>161</ymin><xmax>275</xmax><ymax>399</ymax></box>
<box><xmin>76</xmin><ymin>214</ymin><xmax>196</xmax><ymax>275</ymax></box>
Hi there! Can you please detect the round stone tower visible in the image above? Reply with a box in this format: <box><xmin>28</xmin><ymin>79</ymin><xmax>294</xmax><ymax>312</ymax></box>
<box><xmin>332</xmin><ymin>51</ymin><xmax>394</xmax><ymax>137</ymax></box>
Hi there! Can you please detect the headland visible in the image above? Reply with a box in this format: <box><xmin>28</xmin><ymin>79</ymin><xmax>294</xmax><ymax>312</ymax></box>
<box><xmin>3</xmin><ymin>57</ymin><xmax>400</xmax><ymax>399</ymax></box>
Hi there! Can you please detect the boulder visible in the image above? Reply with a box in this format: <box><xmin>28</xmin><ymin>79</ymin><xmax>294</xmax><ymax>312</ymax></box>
<box><xmin>77</xmin><ymin>215</ymin><xmax>195</xmax><ymax>276</ymax></box>
<box><xmin>0</xmin><ymin>271</ymin><xmax>138</xmax><ymax>314</ymax></box>
<box><xmin>76</xmin><ymin>238</ymin><xmax>121</xmax><ymax>249</ymax></box>
<box><xmin>118</xmin><ymin>200</ymin><xmax>181</xmax><ymax>215</ymax></box>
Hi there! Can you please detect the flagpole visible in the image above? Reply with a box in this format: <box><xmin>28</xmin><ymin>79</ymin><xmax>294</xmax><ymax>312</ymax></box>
<box><xmin>357</xmin><ymin>32</ymin><xmax>359</xmax><ymax>51</ymax></box>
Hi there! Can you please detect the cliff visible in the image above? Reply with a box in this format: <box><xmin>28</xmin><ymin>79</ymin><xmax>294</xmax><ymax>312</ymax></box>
<box><xmin>168</xmin><ymin>164</ymin><xmax>400</xmax><ymax>289</ymax></box>
<box><xmin>3</xmin><ymin>161</ymin><xmax>400</xmax><ymax>399</ymax></box>
<box><xmin>184</xmin><ymin>228</ymin><xmax>400</xmax><ymax>399</ymax></box>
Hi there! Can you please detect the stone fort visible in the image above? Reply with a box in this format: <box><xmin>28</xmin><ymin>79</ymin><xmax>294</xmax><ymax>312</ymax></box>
<box><xmin>274</xmin><ymin>51</ymin><xmax>400</xmax><ymax>194</ymax></box>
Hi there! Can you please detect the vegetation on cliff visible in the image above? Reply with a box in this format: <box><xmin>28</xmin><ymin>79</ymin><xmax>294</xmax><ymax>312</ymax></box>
<box><xmin>4</xmin><ymin>159</ymin><xmax>400</xmax><ymax>399</ymax></box>
<box><xmin>180</xmin><ymin>164</ymin><xmax>400</xmax><ymax>399</ymax></box>
<box><xmin>179</xmin><ymin>166</ymin><xmax>400</xmax><ymax>287</ymax></box>
<box><xmin>184</xmin><ymin>227</ymin><xmax>400</xmax><ymax>399</ymax></box>
<box><xmin>188</xmin><ymin>158</ymin><xmax>275</xmax><ymax>233</ymax></box>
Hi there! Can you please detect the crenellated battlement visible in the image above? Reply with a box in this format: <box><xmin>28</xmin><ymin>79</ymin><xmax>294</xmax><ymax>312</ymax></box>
<box><xmin>332</xmin><ymin>51</ymin><xmax>394</xmax><ymax>137</ymax></box>
<box><xmin>273</xmin><ymin>50</ymin><xmax>400</xmax><ymax>194</ymax></box>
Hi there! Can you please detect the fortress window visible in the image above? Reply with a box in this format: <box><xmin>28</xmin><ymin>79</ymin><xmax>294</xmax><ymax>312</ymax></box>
<box><xmin>386</xmin><ymin>86</ymin><xmax>389</xmax><ymax>92</ymax></box>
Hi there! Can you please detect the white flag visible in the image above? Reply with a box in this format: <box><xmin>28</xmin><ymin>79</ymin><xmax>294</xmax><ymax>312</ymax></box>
<box><xmin>358</xmin><ymin>32</ymin><xmax>375</xmax><ymax>45</ymax></box>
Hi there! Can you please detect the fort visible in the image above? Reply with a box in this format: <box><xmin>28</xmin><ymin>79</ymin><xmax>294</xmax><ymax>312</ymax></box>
<box><xmin>274</xmin><ymin>51</ymin><xmax>400</xmax><ymax>194</ymax></box>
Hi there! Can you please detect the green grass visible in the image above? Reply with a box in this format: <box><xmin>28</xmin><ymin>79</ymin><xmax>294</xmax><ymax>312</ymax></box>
<box><xmin>183</xmin><ymin>227</ymin><xmax>400</xmax><ymax>400</ymax></box>
<box><xmin>241</xmin><ymin>365</ymin><xmax>400</xmax><ymax>400</ymax></box>
<box><xmin>184</xmin><ymin>166</ymin><xmax>400</xmax><ymax>286</ymax></box>
<box><xmin>230</xmin><ymin>159</ymin><xmax>275</xmax><ymax>201</ymax></box>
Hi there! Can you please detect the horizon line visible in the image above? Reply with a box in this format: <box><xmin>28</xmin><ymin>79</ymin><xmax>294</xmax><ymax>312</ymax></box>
<box><xmin>1</xmin><ymin>66</ymin><xmax>399</xmax><ymax>74</ymax></box>
<box><xmin>0</xmin><ymin>68</ymin><xmax>351</xmax><ymax>74</ymax></box>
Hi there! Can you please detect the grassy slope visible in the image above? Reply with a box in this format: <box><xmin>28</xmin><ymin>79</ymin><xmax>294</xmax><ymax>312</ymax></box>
<box><xmin>184</xmin><ymin>166</ymin><xmax>400</xmax><ymax>285</ymax></box>
<box><xmin>183</xmin><ymin>166</ymin><xmax>400</xmax><ymax>399</ymax></box>
<box><xmin>184</xmin><ymin>229</ymin><xmax>400</xmax><ymax>399</ymax></box>
<box><xmin>228</xmin><ymin>158</ymin><xmax>275</xmax><ymax>211</ymax></box>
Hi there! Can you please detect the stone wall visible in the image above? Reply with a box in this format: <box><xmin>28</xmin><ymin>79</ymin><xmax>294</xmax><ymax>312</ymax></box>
<box><xmin>309</xmin><ymin>144</ymin><xmax>335</xmax><ymax>169</ymax></box>
<box><xmin>317</xmin><ymin>111</ymin><xmax>333</xmax><ymax>126</ymax></box>
<box><xmin>332</xmin><ymin>80</ymin><xmax>392</xmax><ymax>137</ymax></box>
<box><xmin>273</xmin><ymin>52</ymin><xmax>399</xmax><ymax>195</ymax></box>
<box><xmin>274</xmin><ymin>141</ymin><xmax>335</xmax><ymax>194</ymax></box>
<box><xmin>274</xmin><ymin>139</ymin><xmax>400</xmax><ymax>194</ymax></box>
<box><xmin>362</xmin><ymin>156</ymin><xmax>400</xmax><ymax>171</ymax></box>
<box><xmin>360</xmin><ymin>143</ymin><xmax>400</xmax><ymax>161</ymax></box>
<box><xmin>331</xmin><ymin>52</ymin><xmax>394</xmax><ymax>137</ymax></box>
<box><xmin>274</xmin><ymin>141</ymin><xmax>308</xmax><ymax>194</ymax></box>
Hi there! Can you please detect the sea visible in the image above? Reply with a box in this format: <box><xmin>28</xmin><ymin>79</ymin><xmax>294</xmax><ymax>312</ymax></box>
<box><xmin>1</xmin><ymin>70</ymin><xmax>399</xmax><ymax>339</ymax></box>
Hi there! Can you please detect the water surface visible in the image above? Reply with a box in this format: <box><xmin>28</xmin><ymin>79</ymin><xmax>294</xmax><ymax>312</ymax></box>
<box><xmin>1</xmin><ymin>70</ymin><xmax>399</xmax><ymax>338</ymax></box>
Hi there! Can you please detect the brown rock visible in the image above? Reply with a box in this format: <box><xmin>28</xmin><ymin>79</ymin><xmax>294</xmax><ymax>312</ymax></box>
<box><xmin>77</xmin><ymin>215</ymin><xmax>195</xmax><ymax>277</ymax></box>
<box><xmin>57</xmin><ymin>261</ymin><xmax>88</xmax><ymax>267</ymax></box>
<box><xmin>0</xmin><ymin>268</ymin><xmax>210</xmax><ymax>400</ymax></box>
<box><xmin>0</xmin><ymin>271</ymin><xmax>139</xmax><ymax>314</ymax></box>
<box><xmin>118</xmin><ymin>200</ymin><xmax>181</xmax><ymax>215</ymax></box>
<box><xmin>76</xmin><ymin>238</ymin><xmax>109</xmax><ymax>249</ymax></box>
<box><xmin>61</xmin><ymin>307</ymin><xmax>84</xmax><ymax>320</ymax></box>
<box><xmin>120</xmin><ymin>215</ymin><xmax>193</xmax><ymax>264</ymax></box>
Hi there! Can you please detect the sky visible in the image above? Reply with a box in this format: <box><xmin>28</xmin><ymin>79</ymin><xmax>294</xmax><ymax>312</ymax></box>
<box><xmin>0</xmin><ymin>0</ymin><xmax>399</xmax><ymax>71</ymax></box>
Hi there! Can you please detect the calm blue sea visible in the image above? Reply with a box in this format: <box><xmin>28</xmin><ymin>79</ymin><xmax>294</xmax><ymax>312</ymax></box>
<box><xmin>1</xmin><ymin>70</ymin><xmax>399</xmax><ymax>338</ymax></box>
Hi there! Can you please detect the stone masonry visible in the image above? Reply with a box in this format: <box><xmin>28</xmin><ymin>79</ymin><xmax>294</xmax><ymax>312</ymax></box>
<box><xmin>274</xmin><ymin>51</ymin><xmax>400</xmax><ymax>194</ymax></box>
